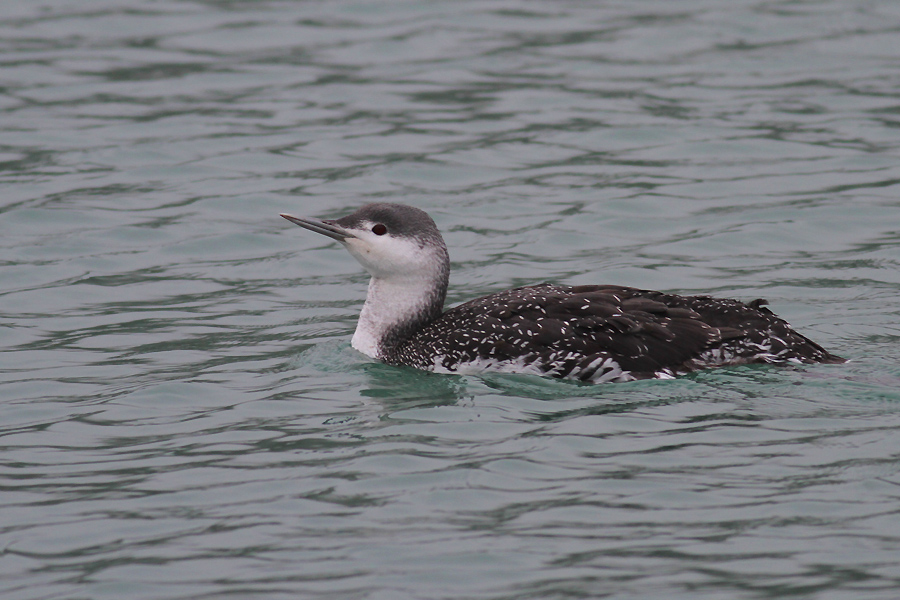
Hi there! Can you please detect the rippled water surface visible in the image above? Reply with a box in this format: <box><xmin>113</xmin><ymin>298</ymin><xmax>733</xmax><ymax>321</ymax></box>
<box><xmin>3</xmin><ymin>1</ymin><xmax>900</xmax><ymax>599</ymax></box>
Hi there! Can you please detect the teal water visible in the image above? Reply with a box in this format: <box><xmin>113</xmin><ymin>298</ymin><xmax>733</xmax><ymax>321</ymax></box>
<box><xmin>2</xmin><ymin>1</ymin><xmax>900</xmax><ymax>599</ymax></box>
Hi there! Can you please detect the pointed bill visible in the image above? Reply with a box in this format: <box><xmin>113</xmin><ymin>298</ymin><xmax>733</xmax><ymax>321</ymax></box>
<box><xmin>280</xmin><ymin>213</ymin><xmax>357</xmax><ymax>241</ymax></box>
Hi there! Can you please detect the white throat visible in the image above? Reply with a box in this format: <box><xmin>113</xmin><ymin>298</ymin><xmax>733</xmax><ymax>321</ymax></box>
<box><xmin>351</xmin><ymin>274</ymin><xmax>444</xmax><ymax>358</ymax></box>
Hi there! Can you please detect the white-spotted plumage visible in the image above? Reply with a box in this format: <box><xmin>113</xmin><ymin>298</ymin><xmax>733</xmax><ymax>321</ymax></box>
<box><xmin>281</xmin><ymin>203</ymin><xmax>843</xmax><ymax>383</ymax></box>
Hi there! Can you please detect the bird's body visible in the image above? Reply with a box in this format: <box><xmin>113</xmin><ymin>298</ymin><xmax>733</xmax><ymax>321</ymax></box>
<box><xmin>281</xmin><ymin>203</ymin><xmax>843</xmax><ymax>383</ymax></box>
<box><xmin>379</xmin><ymin>283</ymin><xmax>841</xmax><ymax>382</ymax></box>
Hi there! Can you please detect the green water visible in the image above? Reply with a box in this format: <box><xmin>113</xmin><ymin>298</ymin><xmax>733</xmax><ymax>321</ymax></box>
<box><xmin>2</xmin><ymin>1</ymin><xmax>900</xmax><ymax>599</ymax></box>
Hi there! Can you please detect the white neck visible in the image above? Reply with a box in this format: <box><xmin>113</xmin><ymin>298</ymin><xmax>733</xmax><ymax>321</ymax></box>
<box><xmin>351</xmin><ymin>275</ymin><xmax>444</xmax><ymax>358</ymax></box>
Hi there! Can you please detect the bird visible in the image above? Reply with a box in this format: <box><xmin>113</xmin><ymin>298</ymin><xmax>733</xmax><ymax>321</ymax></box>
<box><xmin>280</xmin><ymin>203</ymin><xmax>843</xmax><ymax>383</ymax></box>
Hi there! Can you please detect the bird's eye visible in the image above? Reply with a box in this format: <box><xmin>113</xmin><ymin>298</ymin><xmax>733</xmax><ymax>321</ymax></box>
<box><xmin>372</xmin><ymin>223</ymin><xmax>387</xmax><ymax>236</ymax></box>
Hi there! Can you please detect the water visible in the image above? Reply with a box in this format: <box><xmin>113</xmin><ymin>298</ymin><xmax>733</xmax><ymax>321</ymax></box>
<box><xmin>2</xmin><ymin>1</ymin><xmax>900</xmax><ymax>598</ymax></box>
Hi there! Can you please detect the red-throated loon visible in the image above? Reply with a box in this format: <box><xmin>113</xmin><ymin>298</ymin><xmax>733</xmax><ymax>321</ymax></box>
<box><xmin>280</xmin><ymin>203</ymin><xmax>843</xmax><ymax>383</ymax></box>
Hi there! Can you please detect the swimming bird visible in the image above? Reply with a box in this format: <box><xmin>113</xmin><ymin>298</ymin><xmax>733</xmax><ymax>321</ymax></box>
<box><xmin>280</xmin><ymin>203</ymin><xmax>843</xmax><ymax>383</ymax></box>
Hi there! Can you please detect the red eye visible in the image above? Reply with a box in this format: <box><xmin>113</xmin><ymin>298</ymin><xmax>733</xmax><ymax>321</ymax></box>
<box><xmin>372</xmin><ymin>223</ymin><xmax>387</xmax><ymax>235</ymax></box>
